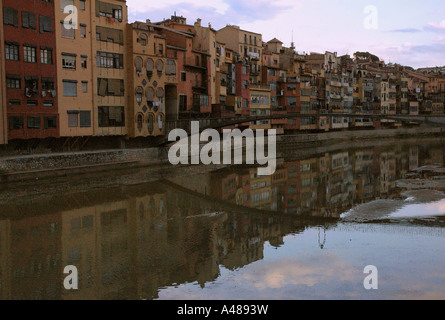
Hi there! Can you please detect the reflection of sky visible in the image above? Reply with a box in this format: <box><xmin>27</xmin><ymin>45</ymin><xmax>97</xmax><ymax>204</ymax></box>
<box><xmin>157</xmin><ymin>225</ymin><xmax>445</xmax><ymax>300</ymax></box>
<box><xmin>391</xmin><ymin>199</ymin><xmax>445</xmax><ymax>218</ymax></box>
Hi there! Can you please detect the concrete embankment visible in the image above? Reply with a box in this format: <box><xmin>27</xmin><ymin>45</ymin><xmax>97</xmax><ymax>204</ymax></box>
<box><xmin>0</xmin><ymin>126</ymin><xmax>443</xmax><ymax>184</ymax></box>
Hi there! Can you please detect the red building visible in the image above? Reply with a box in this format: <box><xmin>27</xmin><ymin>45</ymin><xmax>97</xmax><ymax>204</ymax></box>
<box><xmin>235</xmin><ymin>62</ymin><xmax>250</xmax><ymax>118</ymax></box>
<box><xmin>278</xmin><ymin>77</ymin><xmax>301</xmax><ymax>131</ymax></box>
<box><xmin>157</xmin><ymin>22</ymin><xmax>211</xmax><ymax>118</ymax></box>
<box><xmin>3</xmin><ymin>0</ymin><xmax>59</xmax><ymax>141</ymax></box>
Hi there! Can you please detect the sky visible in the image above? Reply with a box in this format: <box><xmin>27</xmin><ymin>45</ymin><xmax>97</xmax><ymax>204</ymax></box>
<box><xmin>126</xmin><ymin>0</ymin><xmax>445</xmax><ymax>69</ymax></box>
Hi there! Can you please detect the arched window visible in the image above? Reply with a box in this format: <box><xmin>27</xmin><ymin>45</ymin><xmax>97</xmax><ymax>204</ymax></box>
<box><xmin>146</xmin><ymin>59</ymin><xmax>154</xmax><ymax>77</ymax></box>
<box><xmin>135</xmin><ymin>87</ymin><xmax>143</xmax><ymax>103</ymax></box>
<box><xmin>156</xmin><ymin>59</ymin><xmax>163</xmax><ymax>74</ymax></box>
<box><xmin>146</xmin><ymin>87</ymin><xmax>154</xmax><ymax>104</ymax></box>
<box><xmin>166</xmin><ymin>59</ymin><xmax>176</xmax><ymax>75</ymax></box>
<box><xmin>147</xmin><ymin>113</ymin><xmax>154</xmax><ymax>133</ymax></box>
<box><xmin>158</xmin><ymin>114</ymin><xmax>164</xmax><ymax>130</ymax></box>
<box><xmin>156</xmin><ymin>87</ymin><xmax>164</xmax><ymax>99</ymax></box>
<box><xmin>135</xmin><ymin>56</ymin><xmax>143</xmax><ymax>74</ymax></box>
<box><xmin>137</xmin><ymin>113</ymin><xmax>143</xmax><ymax>131</ymax></box>
<box><xmin>140</xmin><ymin>33</ymin><xmax>147</xmax><ymax>46</ymax></box>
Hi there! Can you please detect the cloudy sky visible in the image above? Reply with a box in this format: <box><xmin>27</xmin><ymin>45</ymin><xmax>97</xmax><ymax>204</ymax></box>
<box><xmin>127</xmin><ymin>0</ymin><xmax>445</xmax><ymax>69</ymax></box>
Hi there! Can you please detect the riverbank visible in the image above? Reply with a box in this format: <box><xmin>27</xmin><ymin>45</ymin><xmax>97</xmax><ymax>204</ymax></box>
<box><xmin>0</xmin><ymin>126</ymin><xmax>443</xmax><ymax>184</ymax></box>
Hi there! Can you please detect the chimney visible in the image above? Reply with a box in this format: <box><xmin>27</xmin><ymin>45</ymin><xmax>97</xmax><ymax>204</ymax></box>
<box><xmin>195</xmin><ymin>18</ymin><xmax>201</xmax><ymax>27</ymax></box>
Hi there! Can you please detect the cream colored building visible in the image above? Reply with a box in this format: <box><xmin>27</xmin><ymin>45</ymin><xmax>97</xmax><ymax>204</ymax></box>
<box><xmin>126</xmin><ymin>21</ymin><xmax>177</xmax><ymax>138</ymax></box>
<box><xmin>217</xmin><ymin>25</ymin><xmax>263</xmax><ymax>85</ymax></box>
<box><xmin>56</xmin><ymin>0</ymin><xmax>94</xmax><ymax>137</ymax></box>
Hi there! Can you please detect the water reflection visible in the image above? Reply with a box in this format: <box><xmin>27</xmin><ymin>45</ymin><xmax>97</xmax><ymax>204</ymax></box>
<box><xmin>0</xmin><ymin>140</ymin><xmax>444</xmax><ymax>300</ymax></box>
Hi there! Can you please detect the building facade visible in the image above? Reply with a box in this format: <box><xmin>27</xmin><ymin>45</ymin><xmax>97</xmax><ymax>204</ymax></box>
<box><xmin>3</xmin><ymin>0</ymin><xmax>59</xmax><ymax>141</ymax></box>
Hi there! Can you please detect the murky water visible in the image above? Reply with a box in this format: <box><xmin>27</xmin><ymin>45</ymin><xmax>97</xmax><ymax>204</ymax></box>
<box><xmin>0</xmin><ymin>138</ymin><xmax>444</xmax><ymax>300</ymax></box>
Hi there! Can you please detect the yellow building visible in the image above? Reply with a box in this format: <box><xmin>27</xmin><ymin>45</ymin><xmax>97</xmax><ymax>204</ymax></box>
<box><xmin>56</xmin><ymin>0</ymin><xmax>128</xmax><ymax>138</ymax></box>
<box><xmin>0</xmin><ymin>4</ymin><xmax>7</xmax><ymax>145</ymax></box>
<box><xmin>216</xmin><ymin>25</ymin><xmax>263</xmax><ymax>85</ymax></box>
<box><xmin>92</xmin><ymin>0</ymin><xmax>128</xmax><ymax>137</ymax></box>
<box><xmin>249</xmin><ymin>85</ymin><xmax>271</xmax><ymax>130</ymax></box>
<box><xmin>126</xmin><ymin>21</ymin><xmax>177</xmax><ymax>138</ymax></box>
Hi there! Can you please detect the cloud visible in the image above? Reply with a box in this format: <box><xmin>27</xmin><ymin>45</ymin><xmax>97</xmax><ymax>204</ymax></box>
<box><xmin>428</xmin><ymin>20</ymin><xmax>445</xmax><ymax>30</ymax></box>
<box><xmin>387</xmin><ymin>28</ymin><xmax>422</xmax><ymax>33</ymax></box>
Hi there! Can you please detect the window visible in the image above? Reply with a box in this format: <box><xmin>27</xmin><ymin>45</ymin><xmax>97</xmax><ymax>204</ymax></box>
<box><xmin>134</xmin><ymin>56</ymin><xmax>143</xmax><ymax>73</ymax></box>
<box><xmin>81</xmin><ymin>56</ymin><xmax>87</xmax><ymax>69</ymax></box>
<box><xmin>180</xmin><ymin>72</ymin><xmax>186</xmax><ymax>82</ymax></box>
<box><xmin>80</xmin><ymin>24</ymin><xmax>86</xmax><ymax>38</ymax></box>
<box><xmin>96</xmin><ymin>26</ymin><xmax>123</xmax><ymax>44</ymax></box>
<box><xmin>67</xmin><ymin>111</ymin><xmax>78</xmax><ymax>127</ymax></box>
<box><xmin>158</xmin><ymin>44</ymin><xmax>164</xmax><ymax>56</ymax></box>
<box><xmin>156</xmin><ymin>60</ymin><xmax>163</xmax><ymax>74</ymax></box>
<box><xmin>6</xmin><ymin>75</ymin><xmax>21</xmax><ymax>89</ymax></box>
<box><xmin>82</xmin><ymin>81</ymin><xmax>88</xmax><ymax>93</ymax></box>
<box><xmin>43</xmin><ymin>101</ymin><xmax>54</xmax><ymax>107</ymax></box>
<box><xmin>40</xmin><ymin>48</ymin><xmax>53</xmax><ymax>64</ymax></box>
<box><xmin>3</xmin><ymin>7</ymin><xmax>18</xmax><ymax>27</ymax></box>
<box><xmin>179</xmin><ymin>95</ymin><xmax>187</xmax><ymax>111</ymax></box>
<box><xmin>98</xmin><ymin>106</ymin><xmax>125</xmax><ymax>127</ymax></box>
<box><xmin>61</xmin><ymin>21</ymin><xmax>75</xmax><ymax>39</ymax></box>
<box><xmin>79</xmin><ymin>0</ymin><xmax>86</xmax><ymax>10</ymax></box>
<box><xmin>165</xmin><ymin>60</ymin><xmax>176</xmax><ymax>75</ymax></box>
<box><xmin>97</xmin><ymin>52</ymin><xmax>123</xmax><ymax>69</ymax></box>
<box><xmin>193</xmin><ymin>94</ymin><xmax>209</xmax><ymax>107</ymax></box>
<box><xmin>42</xmin><ymin>78</ymin><xmax>55</xmax><ymax>91</ymax></box>
<box><xmin>61</xmin><ymin>0</ymin><xmax>74</xmax><ymax>11</ymax></box>
<box><xmin>63</xmin><ymin>80</ymin><xmax>77</xmax><ymax>96</ymax></box>
<box><xmin>44</xmin><ymin>117</ymin><xmax>57</xmax><ymax>129</ymax></box>
<box><xmin>140</xmin><ymin>34</ymin><xmax>147</xmax><ymax>46</ymax></box>
<box><xmin>97</xmin><ymin>78</ymin><xmax>124</xmax><ymax>96</ymax></box>
<box><xmin>62</xmin><ymin>54</ymin><xmax>76</xmax><ymax>69</ymax></box>
<box><xmin>9</xmin><ymin>100</ymin><xmax>20</xmax><ymax>106</ymax></box>
<box><xmin>80</xmin><ymin>111</ymin><xmax>91</xmax><ymax>127</ymax></box>
<box><xmin>9</xmin><ymin>116</ymin><xmax>24</xmax><ymax>130</ymax></box>
<box><xmin>27</xmin><ymin>116</ymin><xmax>41</xmax><ymax>129</ymax></box>
<box><xmin>39</xmin><ymin>15</ymin><xmax>52</xmax><ymax>33</ymax></box>
<box><xmin>27</xmin><ymin>100</ymin><xmax>38</xmax><ymax>106</ymax></box>
<box><xmin>5</xmin><ymin>43</ymin><xmax>19</xmax><ymax>61</ymax></box>
<box><xmin>136</xmin><ymin>87</ymin><xmax>143</xmax><ymax>103</ymax></box>
<box><xmin>24</xmin><ymin>46</ymin><xmax>37</xmax><ymax>63</ymax></box>
<box><xmin>243</xmin><ymin>80</ymin><xmax>248</xmax><ymax>89</ymax></box>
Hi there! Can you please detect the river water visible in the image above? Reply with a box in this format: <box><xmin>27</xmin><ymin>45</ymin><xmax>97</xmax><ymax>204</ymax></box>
<box><xmin>0</xmin><ymin>138</ymin><xmax>444</xmax><ymax>300</ymax></box>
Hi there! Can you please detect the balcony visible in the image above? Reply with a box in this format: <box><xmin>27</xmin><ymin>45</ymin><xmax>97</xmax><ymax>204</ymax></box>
<box><xmin>184</xmin><ymin>57</ymin><xmax>207</xmax><ymax>70</ymax></box>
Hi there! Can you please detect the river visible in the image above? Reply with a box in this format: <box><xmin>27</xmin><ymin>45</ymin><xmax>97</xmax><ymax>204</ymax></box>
<box><xmin>0</xmin><ymin>137</ymin><xmax>444</xmax><ymax>300</ymax></box>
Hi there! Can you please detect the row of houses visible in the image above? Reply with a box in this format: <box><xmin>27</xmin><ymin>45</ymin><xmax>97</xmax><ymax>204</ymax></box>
<box><xmin>1</xmin><ymin>0</ymin><xmax>444</xmax><ymax>146</ymax></box>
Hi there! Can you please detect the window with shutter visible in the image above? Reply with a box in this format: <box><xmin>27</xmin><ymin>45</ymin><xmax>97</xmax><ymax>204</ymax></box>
<box><xmin>157</xmin><ymin>88</ymin><xmax>164</xmax><ymax>98</ymax></box>
<box><xmin>67</xmin><ymin>111</ymin><xmax>79</xmax><ymax>127</ymax></box>
<box><xmin>63</xmin><ymin>81</ymin><xmax>77</xmax><ymax>97</ymax></box>
<box><xmin>156</xmin><ymin>60</ymin><xmax>163</xmax><ymax>73</ymax></box>
<box><xmin>4</xmin><ymin>7</ymin><xmax>19</xmax><ymax>27</ymax></box>
<box><xmin>134</xmin><ymin>57</ymin><xmax>142</xmax><ymax>73</ymax></box>
<box><xmin>80</xmin><ymin>111</ymin><xmax>91</xmax><ymax>127</ymax></box>
<box><xmin>39</xmin><ymin>15</ymin><xmax>52</xmax><ymax>33</ymax></box>
<box><xmin>22</xmin><ymin>12</ymin><xmax>36</xmax><ymax>29</ymax></box>
<box><xmin>61</xmin><ymin>0</ymin><xmax>74</xmax><ymax>11</ymax></box>
<box><xmin>166</xmin><ymin>60</ymin><xmax>176</xmax><ymax>75</ymax></box>
<box><xmin>146</xmin><ymin>88</ymin><xmax>154</xmax><ymax>102</ymax></box>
